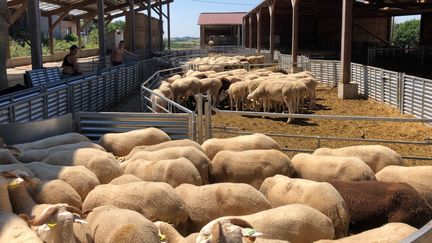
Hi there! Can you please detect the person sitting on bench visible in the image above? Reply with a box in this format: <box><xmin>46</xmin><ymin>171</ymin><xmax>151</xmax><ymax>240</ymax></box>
<box><xmin>61</xmin><ymin>45</ymin><xmax>82</xmax><ymax>78</ymax></box>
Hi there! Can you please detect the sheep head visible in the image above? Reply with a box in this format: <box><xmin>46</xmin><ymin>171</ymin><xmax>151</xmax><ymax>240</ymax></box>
<box><xmin>197</xmin><ymin>218</ymin><xmax>263</xmax><ymax>243</ymax></box>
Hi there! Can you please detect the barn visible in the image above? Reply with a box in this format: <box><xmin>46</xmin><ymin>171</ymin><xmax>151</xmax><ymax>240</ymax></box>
<box><xmin>198</xmin><ymin>12</ymin><xmax>246</xmax><ymax>47</ymax></box>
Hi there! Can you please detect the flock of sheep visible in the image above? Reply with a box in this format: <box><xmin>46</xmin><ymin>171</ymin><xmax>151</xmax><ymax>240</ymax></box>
<box><xmin>152</xmin><ymin>68</ymin><xmax>318</xmax><ymax>123</ymax></box>
<box><xmin>0</xmin><ymin>128</ymin><xmax>431</xmax><ymax>242</ymax></box>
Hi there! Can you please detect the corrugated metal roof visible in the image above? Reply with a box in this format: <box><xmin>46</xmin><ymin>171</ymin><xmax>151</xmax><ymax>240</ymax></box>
<box><xmin>198</xmin><ymin>12</ymin><xmax>246</xmax><ymax>26</ymax></box>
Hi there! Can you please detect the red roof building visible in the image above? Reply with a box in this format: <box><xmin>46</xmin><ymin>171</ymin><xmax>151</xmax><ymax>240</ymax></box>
<box><xmin>198</xmin><ymin>12</ymin><xmax>246</xmax><ymax>47</ymax></box>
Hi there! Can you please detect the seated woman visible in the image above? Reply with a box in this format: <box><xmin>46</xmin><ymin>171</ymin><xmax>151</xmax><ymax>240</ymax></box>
<box><xmin>61</xmin><ymin>45</ymin><xmax>82</xmax><ymax>78</ymax></box>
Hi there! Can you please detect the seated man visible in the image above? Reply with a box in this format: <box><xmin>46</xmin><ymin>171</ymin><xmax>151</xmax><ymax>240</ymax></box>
<box><xmin>111</xmin><ymin>40</ymin><xmax>138</xmax><ymax>66</ymax></box>
<box><xmin>61</xmin><ymin>45</ymin><xmax>82</xmax><ymax>78</ymax></box>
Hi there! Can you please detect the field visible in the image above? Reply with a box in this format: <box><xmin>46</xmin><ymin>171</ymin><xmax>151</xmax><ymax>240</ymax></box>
<box><xmin>212</xmin><ymin>84</ymin><xmax>432</xmax><ymax>166</ymax></box>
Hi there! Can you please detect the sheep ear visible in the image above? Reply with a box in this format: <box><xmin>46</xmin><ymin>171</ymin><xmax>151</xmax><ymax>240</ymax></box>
<box><xmin>65</xmin><ymin>205</ymin><xmax>84</xmax><ymax>218</ymax></box>
<box><xmin>73</xmin><ymin>214</ymin><xmax>88</xmax><ymax>224</ymax></box>
<box><xmin>229</xmin><ymin>218</ymin><xmax>253</xmax><ymax>229</ymax></box>
<box><xmin>211</xmin><ymin>221</ymin><xmax>222</xmax><ymax>243</ymax></box>
<box><xmin>30</xmin><ymin>205</ymin><xmax>59</xmax><ymax>226</ymax></box>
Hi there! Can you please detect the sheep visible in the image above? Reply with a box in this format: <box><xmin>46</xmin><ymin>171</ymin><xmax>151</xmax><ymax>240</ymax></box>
<box><xmin>175</xmin><ymin>183</ymin><xmax>271</xmax><ymax>233</ymax></box>
<box><xmin>315</xmin><ymin>223</ymin><xmax>417</xmax><ymax>243</ymax></box>
<box><xmin>121</xmin><ymin>139</ymin><xmax>204</xmax><ymax>161</ymax></box>
<box><xmin>202</xmin><ymin>133</ymin><xmax>281</xmax><ymax>160</ymax></box>
<box><xmin>41</xmin><ymin>148</ymin><xmax>122</xmax><ymax>184</ymax></box>
<box><xmin>23</xmin><ymin>162</ymin><xmax>99</xmax><ymax>201</ymax></box>
<box><xmin>151</xmin><ymin>89</ymin><xmax>169</xmax><ymax>113</ymax></box>
<box><xmin>205</xmin><ymin>204</ymin><xmax>335</xmax><ymax>243</ymax></box>
<box><xmin>210</xmin><ymin>149</ymin><xmax>295</xmax><ymax>189</ymax></box>
<box><xmin>291</xmin><ymin>153</ymin><xmax>376</xmax><ymax>182</ymax></box>
<box><xmin>259</xmin><ymin>175</ymin><xmax>350</xmax><ymax>238</ymax></box>
<box><xmin>0</xmin><ymin>174</ymin><xmax>12</xmax><ymax>212</ymax></box>
<box><xmin>228</xmin><ymin>81</ymin><xmax>248</xmax><ymax>111</ymax></box>
<box><xmin>32</xmin><ymin>179</ymin><xmax>82</xmax><ymax>209</ymax></box>
<box><xmin>155</xmin><ymin>221</ymin><xmax>198</xmax><ymax>243</ymax></box>
<box><xmin>86</xmin><ymin>205</ymin><xmax>160</xmax><ymax>243</ymax></box>
<box><xmin>159</xmin><ymin>81</ymin><xmax>174</xmax><ymax>100</ymax></box>
<box><xmin>171</xmin><ymin>77</ymin><xmax>202</xmax><ymax>104</ymax></box>
<box><xmin>82</xmin><ymin>182</ymin><xmax>188</xmax><ymax>227</ymax></box>
<box><xmin>166</xmin><ymin>74</ymin><xmax>182</xmax><ymax>84</ymax></box>
<box><xmin>13</xmin><ymin>133</ymin><xmax>91</xmax><ymax>152</ymax></box>
<box><xmin>109</xmin><ymin>174</ymin><xmax>142</xmax><ymax>185</ymax></box>
<box><xmin>0</xmin><ymin>212</ymin><xmax>43</xmax><ymax>242</ymax></box>
<box><xmin>17</xmin><ymin>142</ymin><xmax>105</xmax><ymax>163</ymax></box>
<box><xmin>123</xmin><ymin>146</ymin><xmax>210</xmax><ymax>184</ymax></box>
<box><xmin>26</xmin><ymin>203</ymin><xmax>87</xmax><ymax>243</ymax></box>
<box><xmin>376</xmin><ymin>165</ymin><xmax>432</xmax><ymax>206</ymax></box>
<box><xmin>199</xmin><ymin>78</ymin><xmax>223</xmax><ymax>105</ymax></box>
<box><xmin>196</xmin><ymin>217</ymin><xmax>263</xmax><ymax>243</ymax></box>
<box><xmin>123</xmin><ymin>158</ymin><xmax>202</xmax><ymax>187</ymax></box>
<box><xmin>313</xmin><ymin>145</ymin><xmax>403</xmax><ymax>173</ymax></box>
<box><xmin>98</xmin><ymin>128</ymin><xmax>171</xmax><ymax>157</ymax></box>
<box><xmin>0</xmin><ymin>148</ymin><xmax>22</xmax><ymax>164</ymax></box>
<box><xmin>328</xmin><ymin>180</ymin><xmax>432</xmax><ymax>233</ymax></box>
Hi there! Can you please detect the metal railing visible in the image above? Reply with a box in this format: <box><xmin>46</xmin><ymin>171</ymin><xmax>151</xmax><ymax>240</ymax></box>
<box><xmin>0</xmin><ymin>59</ymin><xmax>157</xmax><ymax>124</ymax></box>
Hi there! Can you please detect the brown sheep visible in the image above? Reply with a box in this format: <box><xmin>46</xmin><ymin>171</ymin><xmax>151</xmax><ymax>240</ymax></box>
<box><xmin>109</xmin><ymin>174</ymin><xmax>142</xmax><ymax>185</ymax></box>
<box><xmin>328</xmin><ymin>180</ymin><xmax>432</xmax><ymax>233</ymax></box>
<box><xmin>210</xmin><ymin>149</ymin><xmax>295</xmax><ymax>189</ymax></box>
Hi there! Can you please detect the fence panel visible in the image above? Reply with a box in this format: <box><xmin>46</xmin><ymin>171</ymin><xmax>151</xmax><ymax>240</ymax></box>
<box><xmin>403</xmin><ymin>75</ymin><xmax>432</xmax><ymax>118</ymax></box>
<box><xmin>383</xmin><ymin>70</ymin><xmax>399</xmax><ymax>107</ymax></box>
<box><xmin>77</xmin><ymin>112</ymin><xmax>194</xmax><ymax>141</ymax></box>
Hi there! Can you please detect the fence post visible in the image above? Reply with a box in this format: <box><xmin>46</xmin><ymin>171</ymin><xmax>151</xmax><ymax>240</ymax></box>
<box><xmin>399</xmin><ymin>72</ymin><xmax>405</xmax><ymax>114</ymax></box>
<box><xmin>196</xmin><ymin>94</ymin><xmax>204</xmax><ymax>144</ymax></box>
<box><xmin>204</xmin><ymin>92</ymin><xmax>212</xmax><ymax>141</ymax></box>
<box><xmin>333</xmin><ymin>62</ymin><xmax>337</xmax><ymax>87</ymax></box>
<box><xmin>380</xmin><ymin>69</ymin><xmax>385</xmax><ymax>103</ymax></box>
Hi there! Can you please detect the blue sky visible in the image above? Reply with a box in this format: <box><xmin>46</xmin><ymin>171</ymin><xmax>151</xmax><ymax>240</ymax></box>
<box><xmin>124</xmin><ymin>0</ymin><xmax>419</xmax><ymax>38</ymax></box>
<box><xmin>162</xmin><ymin>0</ymin><xmax>262</xmax><ymax>37</ymax></box>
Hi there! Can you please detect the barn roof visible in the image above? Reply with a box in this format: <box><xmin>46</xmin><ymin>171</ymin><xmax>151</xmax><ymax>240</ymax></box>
<box><xmin>198</xmin><ymin>12</ymin><xmax>246</xmax><ymax>26</ymax></box>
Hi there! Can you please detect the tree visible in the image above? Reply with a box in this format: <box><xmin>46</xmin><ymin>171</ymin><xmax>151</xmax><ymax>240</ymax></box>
<box><xmin>106</xmin><ymin>20</ymin><xmax>126</xmax><ymax>33</ymax></box>
<box><xmin>392</xmin><ymin>19</ymin><xmax>420</xmax><ymax>48</ymax></box>
<box><xmin>0</xmin><ymin>0</ymin><xmax>10</xmax><ymax>91</ymax></box>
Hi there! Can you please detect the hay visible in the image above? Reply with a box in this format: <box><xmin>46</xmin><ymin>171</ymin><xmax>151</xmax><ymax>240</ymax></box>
<box><xmin>213</xmin><ymin>85</ymin><xmax>432</xmax><ymax>166</ymax></box>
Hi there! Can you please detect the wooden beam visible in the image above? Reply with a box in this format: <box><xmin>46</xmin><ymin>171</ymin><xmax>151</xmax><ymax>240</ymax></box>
<box><xmin>354</xmin><ymin>22</ymin><xmax>390</xmax><ymax>45</ymax></box>
<box><xmin>7</xmin><ymin>0</ymin><xmax>25</xmax><ymax>8</ymax></box>
<box><xmin>147</xmin><ymin>0</ymin><xmax>152</xmax><ymax>52</ymax></box>
<box><xmin>167</xmin><ymin>0</ymin><xmax>171</xmax><ymax>50</ymax></box>
<box><xmin>9</xmin><ymin>3</ymin><xmax>27</xmax><ymax>25</ymax></box>
<box><xmin>49</xmin><ymin>7</ymin><xmax>73</xmax><ymax>32</ymax></box>
<box><xmin>27</xmin><ymin>0</ymin><xmax>43</xmax><ymax>69</ymax></box>
<box><xmin>129</xmin><ymin>0</ymin><xmax>136</xmax><ymax>52</ymax></box>
<box><xmin>249</xmin><ymin>15</ymin><xmax>253</xmax><ymax>48</ymax></box>
<box><xmin>97</xmin><ymin>0</ymin><xmax>106</xmax><ymax>68</ymax></box>
<box><xmin>159</xmin><ymin>0</ymin><xmax>163</xmax><ymax>49</ymax></box>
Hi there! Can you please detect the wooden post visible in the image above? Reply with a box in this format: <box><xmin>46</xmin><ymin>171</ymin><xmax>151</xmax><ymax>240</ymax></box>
<box><xmin>291</xmin><ymin>0</ymin><xmax>299</xmax><ymax>68</ymax></box>
<box><xmin>256</xmin><ymin>9</ymin><xmax>261</xmax><ymax>53</ymax></box>
<box><xmin>27</xmin><ymin>0</ymin><xmax>43</xmax><ymax>69</ymax></box>
<box><xmin>200</xmin><ymin>26</ymin><xmax>205</xmax><ymax>47</ymax></box>
<box><xmin>242</xmin><ymin>18</ymin><xmax>246</xmax><ymax>48</ymax></box>
<box><xmin>48</xmin><ymin>15</ymin><xmax>54</xmax><ymax>55</ymax></box>
<box><xmin>76</xmin><ymin>20</ymin><xmax>82</xmax><ymax>48</ymax></box>
<box><xmin>167</xmin><ymin>0</ymin><xmax>171</xmax><ymax>50</ymax></box>
<box><xmin>159</xmin><ymin>0</ymin><xmax>163</xmax><ymax>49</ymax></box>
<box><xmin>129</xmin><ymin>0</ymin><xmax>136</xmax><ymax>52</ymax></box>
<box><xmin>249</xmin><ymin>16</ymin><xmax>253</xmax><ymax>48</ymax></box>
<box><xmin>97</xmin><ymin>0</ymin><xmax>106</xmax><ymax>67</ymax></box>
<box><xmin>341</xmin><ymin>0</ymin><xmax>353</xmax><ymax>84</ymax></box>
<box><xmin>147</xmin><ymin>0</ymin><xmax>152</xmax><ymax>52</ymax></box>
<box><xmin>237</xmin><ymin>25</ymin><xmax>241</xmax><ymax>47</ymax></box>
<box><xmin>269</xmin><ymin>0</ymin><xmax>277</xmax><ymax>59</ymax></box>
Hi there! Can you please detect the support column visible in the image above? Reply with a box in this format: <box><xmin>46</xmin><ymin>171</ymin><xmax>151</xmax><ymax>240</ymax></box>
<box><xmin>249</xmin><ymin>16</ymin><xmax>253</xmax><ymax>48</ymax></box>
<box><xmin>97</xmin><ymin>0</ymin><xmax>106</xmax><ymax>68</ymax></box>
<box><xmin>200</xmin><ymin>26</ymin><xmax>204</xmax><ymax>47</ymax></box>
<box><xmin>269</xmin><ymin>0</ymin><xmax>277</xmax><ymax>59</ymax></box>
<box><xmin>147</xmin><ymin>0</ymin><xmax>152</xmax><ymax>52</ymax></box>
<box><xmin>76</xmin><ymin>20</ymin><xmax>82</xmax><ymax>48</ymax></box>
<box><xmin>242</xmin><ymin>18</ymin><xmax>246</xmax><ymax>48</ymax></box>
<box><xmin>129</xmin><ymin>0</ymin><xmax>136</xmax><ymax>52</ymax></box>
<box><xmin>167</xmin><ymin>0</ymin><xmax>171</xmax><ymax>50</ymax></box>
<box><xmin>48</xmin><ymin>15</ymin><xmax>54</xmax><ymax>55</ymax></box>
<box><xmin>27</xmin><ymin>0</ymin><xmax>43</xmax><ymax>69</ymax></box>
<box><xmin>237</xmin><ymin>25</ymin><xmax>241</xmax><ymax>46</ymax></box>
<box><xmin>159</xmin><ymin>0</ymin><xmax>163</xmax><ymax>49</ymax></box>
<box><xmin>291</xmin><ymin>0</ymin><xmax>299</xmax><ymax>69</ymax></box>
<box><xmin>339</xmin><ymin>0</ymin><xmax>358</xmax><ymax>99</ymax></box>
<box><xmin>256</xmin><ymin>9</ymin><xmax>261</xmax><ymax>53</ymax></box>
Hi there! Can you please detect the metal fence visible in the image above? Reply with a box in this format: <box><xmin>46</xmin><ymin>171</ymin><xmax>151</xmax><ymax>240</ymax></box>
<box><xmin>0</xmin><ymin>60</ymin><xmax>157</xmax><ymax>124</ymax></box>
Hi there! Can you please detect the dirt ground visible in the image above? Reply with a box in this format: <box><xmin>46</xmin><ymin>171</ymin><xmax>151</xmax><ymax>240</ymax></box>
<box><xmin>212</xmin><ymin>85</ymin><xmax>432</xmax><ymax>166</ymax></box>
